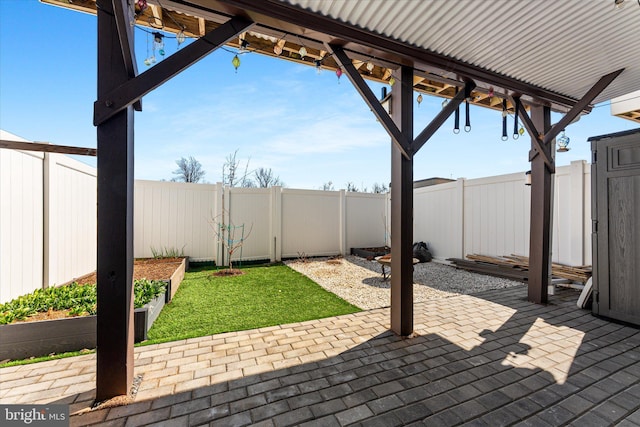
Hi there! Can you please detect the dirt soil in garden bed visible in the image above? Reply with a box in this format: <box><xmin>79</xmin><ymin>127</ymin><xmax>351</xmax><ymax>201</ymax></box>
<box><xmin>12</xmin><ymin>258</ymin><xmax>185</xmax><ymax>324</ymax></box>
<box><xmin>74</xmin><ymin>257</ymin><xmax>185</xmax><ymax>285</ymax></box>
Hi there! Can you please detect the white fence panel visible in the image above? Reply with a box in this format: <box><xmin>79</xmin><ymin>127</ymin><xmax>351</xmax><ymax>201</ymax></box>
<box><xmin>225</xmin><ymin>187</ymin><xmax>272</xmax><ymax>261</ymax></box>
<box><xmin>45</xmin><ymin>153</ymin><xmax>97</xmax><ymax>286</ymax></box>
<box><xmin>463</xmin><ymin>172</ymin><xmax>531</xmax><ymax>259</ymax></box>
<box><xmin>345</xmin><ymin>192</ymin><xmax>389</xmax><ymax>251</ymax></box>
<box><xmin>414</xmin><ymin>180</ymin><xmax>463</xmax><ymax>259</ymax></box>
<box><xmin>281</xmin><ymin>189</ymin><xmax>342</xmax><ymax>257</ymax></box>
<box><xmin>553</xmin><ymin>165</ymin><xmax>572</xmax><ymax>264</ymax></box>
<box><xmin>0</xmin><ymin>147</ymin><xmax>44</xmax><ymax>303</ymax></box>
<box><xmin>134</xmin><ymin>180</ymin><xmax>218</xmax><ymax>261</ymax></box>
<box><xmin>584</xmin><ymin>167</ymin><xmax>592</xmax><ymax>265</ymax></box>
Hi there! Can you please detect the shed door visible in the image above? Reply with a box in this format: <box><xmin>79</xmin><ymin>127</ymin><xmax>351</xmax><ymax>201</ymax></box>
<box><xmin>592</xmin><ymin>132</ymin><xmax>640</xmax><ymax>326</ymax></box>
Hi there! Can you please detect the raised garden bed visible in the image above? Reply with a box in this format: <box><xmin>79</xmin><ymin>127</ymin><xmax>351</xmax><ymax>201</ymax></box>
<box><xmin>0</xmin><ymin>257</ymin><xmax>186</xmax><ymax>362</ymax></box>
<box><xmin>351</xmin><ymin>246</ymin><xmax>390</xmax><ymax>259</ymax></box>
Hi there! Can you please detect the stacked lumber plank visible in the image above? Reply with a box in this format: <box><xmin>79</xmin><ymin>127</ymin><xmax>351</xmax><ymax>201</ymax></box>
<box><xmin>448</xmin><ymin>254</ymin><xmax>592</xmax><ymax>283</ymax></box>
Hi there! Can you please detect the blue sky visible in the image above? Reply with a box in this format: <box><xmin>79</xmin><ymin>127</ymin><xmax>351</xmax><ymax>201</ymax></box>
<box><xmin>1</xmin><ymin>0</ymin><xmax>637</xmax><ymax>190</ymax></box>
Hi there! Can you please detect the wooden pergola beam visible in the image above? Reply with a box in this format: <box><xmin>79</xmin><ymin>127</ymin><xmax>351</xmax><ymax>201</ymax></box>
<box><xmin>0</xmin><ymin>140</ymin><xmax>97</xmax><ymax>156</ymax></box>
<box><xmin>328</xmin><ymin>43</ymin><xmax>412</xmax><ymax>160</ymax></box>
<box><xmin>96</xmin><ymin>0</ymin><xmax>135</xmax><ymax>401</ymax></box>
<box><xmin>94</xmin><ymin>16</ymin><xmax>254</xmax><ymax>126</ymax></box>
<box><xmin>542</xmin><ymin>69</ymin><xmax>624</xmax><ymax>146</ymax></box>
<box><xmin>390</xmin><ymin>66</ymin><xmax>415</xmax><ymax>336</ymax></box>
<box><xmin>111</xmin><ymin>0</ymin><xmax>141</xmax><ymax>111</ymax></box>
<box><xmin>514</xmin><ymin>97</ymin><xmax>555</xmax><ymax>173</ymax></box>
<box><xmin>525</xmin><ymin>69</ymin><xmax>622</xmax><ymax>304</ymax></box>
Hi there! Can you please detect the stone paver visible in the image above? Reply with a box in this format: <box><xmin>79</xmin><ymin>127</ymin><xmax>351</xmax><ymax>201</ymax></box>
<box><xmin>1</xmin><ymin>286</ymin><xmax>639</xmax><ymax>426</ymax></box>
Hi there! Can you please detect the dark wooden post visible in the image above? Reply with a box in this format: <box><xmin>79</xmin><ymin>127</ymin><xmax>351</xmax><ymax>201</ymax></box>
<box><xmin>528</xmin><ymin>105</ymin><xmax>553</xmax><ymax>304</ymax></box>
<box><xmin>390</xmin><ymin>66</ymin><xmax>414</xmax><ymax>336</ymax></box>
<box><xmin>96</xmin><ymin>0</ymin><xmax>136</xmax><ymax>401</ymax></box>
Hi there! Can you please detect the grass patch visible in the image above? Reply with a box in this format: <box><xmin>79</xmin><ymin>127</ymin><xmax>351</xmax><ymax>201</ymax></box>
<box><xmin>0</xmin><ymin>263</ymin><xmax>360</xmax><ymax>367</ymax></box>
<box><xmin>145</xmin><ymin>264</ymin><xmax>361</xmax><ymax>344</ymax></box>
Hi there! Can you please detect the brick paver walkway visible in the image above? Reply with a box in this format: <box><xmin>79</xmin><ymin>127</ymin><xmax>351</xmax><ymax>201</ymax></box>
<box><xmin>2</xmin><ymin>285</ymin><xmax>639</xmax><ymax>426</ymax></box>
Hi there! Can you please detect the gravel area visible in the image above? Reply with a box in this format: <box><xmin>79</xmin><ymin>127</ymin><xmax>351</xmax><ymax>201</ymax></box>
<box><xmin>285</xmin><ymin>255</ymin><xmax>522</xmax><ymax>310</ymax></box>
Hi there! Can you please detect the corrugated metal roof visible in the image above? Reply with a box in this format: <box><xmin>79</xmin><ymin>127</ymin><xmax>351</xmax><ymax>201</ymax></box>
<box><xmin>284</xmin><ymin>0</ymin><xmax>640</xmax><ymax>105</ymax></box>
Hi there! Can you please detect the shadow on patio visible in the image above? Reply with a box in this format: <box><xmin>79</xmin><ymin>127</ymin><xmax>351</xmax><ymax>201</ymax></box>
<box><xmin>2</xmin><ymin>285</ymin><xmax>640</xmax><ymax>426</ymax></box>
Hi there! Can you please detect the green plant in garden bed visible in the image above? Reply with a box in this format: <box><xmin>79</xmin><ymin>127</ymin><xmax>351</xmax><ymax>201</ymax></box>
<box><xmin>145</xmin><ymin>264</ymin><xmax>361</xmax><ymax>344</ymax></box>
<box><xmin>0</xmin><ymin>279</ymin><xmax>166</xmax><ymax>325</ymax></box>
<box><xmin>150</xmin><ymin>245</ymin><xmax>185</xmax><ymax>259</ymax></box>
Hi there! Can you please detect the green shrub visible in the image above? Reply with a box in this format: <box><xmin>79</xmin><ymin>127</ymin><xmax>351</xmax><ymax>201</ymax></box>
<box><xmin>0</xmin><ymin>279</ymin><xmax>166</xmax><ymax>325</ymax></box>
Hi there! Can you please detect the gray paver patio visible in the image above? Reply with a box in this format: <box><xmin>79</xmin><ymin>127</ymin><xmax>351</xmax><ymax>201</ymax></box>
<box><xmin>1</xmin><ymin>285</ymin><xmax>640</xmax><ymax>426</ymax></box>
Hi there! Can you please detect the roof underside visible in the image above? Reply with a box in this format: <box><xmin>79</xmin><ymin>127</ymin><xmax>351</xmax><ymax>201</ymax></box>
<box><xmin>44</xmin><ymin>0</ymin><xmax>640</xmax><ymax>118</ymax></box>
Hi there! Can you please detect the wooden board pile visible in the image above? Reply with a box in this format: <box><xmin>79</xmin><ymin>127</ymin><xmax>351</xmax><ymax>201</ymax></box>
<box><xmin>447</xmin><ymin>254</ymin><xmax>592</xmax><ymax>283</ymax></box>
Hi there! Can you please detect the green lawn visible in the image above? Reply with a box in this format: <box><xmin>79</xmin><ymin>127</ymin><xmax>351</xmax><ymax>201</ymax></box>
<box><xmin>145</xmin><ymin>263</ymin><xmax>361</xmax><ymax>344</ymax></box>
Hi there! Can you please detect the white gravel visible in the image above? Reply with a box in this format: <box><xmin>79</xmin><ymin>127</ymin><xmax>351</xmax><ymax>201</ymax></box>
<box><xmin>285</xmin><ymin>255</ymin><xmax>522</xmax><ymax>310</ymax></box>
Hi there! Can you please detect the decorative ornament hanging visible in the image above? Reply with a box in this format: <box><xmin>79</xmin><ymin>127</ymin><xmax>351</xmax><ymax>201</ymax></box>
<box><xmin>298</xmin><ymin>46</ymin><xmax>307</xmax><ymax>59</ymax></box>
<box><xmin>389</xmin><ymin>77</ymin><xmax>396</xmax><ymax>86</ymax></box>
<box><xmin>453</xmin><ymin>87</ymin><xmax>460</xmax><ymax>134</ymax></box>
<box><xmin>176</xmin><ymin>30</ymin><xmax>186</xmax><ymax>48</ymax></box>
<box><xmin>557</xmin><ymin>130</ymin><xmax>571</xmax><ymax>152</ymax></box>
<box><xmin>336</xmin><ymin>68</ymin><xmax>343</xmax><ymax>83</ymax></box>
<box><xmin>153</xmin><ymin>32</ymin><xmax>165</xmax><ymax>57</ymax></box>
<box><xmin>501</xmin><ymin>99</ymin><xmax>508</xmax><ymax>141</ymax></box>
<box><xmin>274</xmin><ymin>44</ymin><xmax>283</xmax><ymax>55</ymax></box>
<box><xmin>417</xmin><ymin>93</ymin><xmax>423</xmax><ymax>107</ymax></box>
<box><xmin>519</xmin><ymin>125</ymin><xmax>525</xmax><ymax>136</ymax></box>
<box><xmin>488</xmin><ymin>87</ymin><xmax>494</xmax><ymax>101</ymax></box>
<box><xmin>232</xmin><ymin>54</ymin><xmax>241</xmax><ymax>72</ymax></box>
<box><xmin>441</xmin><ymin>99</ymin><xmax>449</xmax><ymax>108</ymax></box>
<box><xmin>314</xmin><ymin>59</ymin><xmax>322</xmax><ymax>74</ymax></box>
<box><xmin>366</xmin><ymin>62</ymin><xmax>374</xmax><ymax>73</ymax></box>
<box><xmin>144</xmin><ymin>31</ymin><xmax>155</xmax><ymax>66</ymax></box>
<box><xmin>137</xmin><ymin>0</ymin><xmax>148</xmax><ymax>14</ymax></box>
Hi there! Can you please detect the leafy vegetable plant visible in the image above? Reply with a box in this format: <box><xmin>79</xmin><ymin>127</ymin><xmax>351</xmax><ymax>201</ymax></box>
<box><xmin>0</xmin><ymin>279</ymin><xmax>166</xmax><ymax>325</ymax></box>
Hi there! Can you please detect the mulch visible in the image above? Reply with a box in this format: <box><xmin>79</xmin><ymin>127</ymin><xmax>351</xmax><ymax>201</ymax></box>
<box><xmin>74</xmin><ymin>257</ymin><xmax>185</xmax><ymax>285</ymax></box>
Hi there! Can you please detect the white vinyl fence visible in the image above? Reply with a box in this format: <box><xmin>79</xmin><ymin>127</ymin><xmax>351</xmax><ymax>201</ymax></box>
<box><xmin>414</xmin><ymin>160</ymin><xmax>591</xmax><ymax>266</ymax></box>
<box><xmin>1</xmin><ymin>135</ymin><xmax>593</xmax><ymax>303</ymax></box>
<box><xmin>0</xmin><ymin>133</ymin><xmax>97</xmax><ymax>303</ymax></box>
<box><xmin>133</xmin><ymin>182</ymin><xmax>389</xmax><ymax>262</ymax></box>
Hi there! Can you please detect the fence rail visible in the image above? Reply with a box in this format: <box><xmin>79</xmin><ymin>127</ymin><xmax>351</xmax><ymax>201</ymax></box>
<box><xmin>1</xmin><ymin>139</ymin><xmax>592</xmax><ymax>303</ymax></box>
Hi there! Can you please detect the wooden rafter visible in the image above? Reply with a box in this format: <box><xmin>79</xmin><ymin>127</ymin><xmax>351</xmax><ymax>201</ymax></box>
<box><xmin>0</xmin><ymin>140</ymin><xmax>97</xmax><ymax>156</ymax></box>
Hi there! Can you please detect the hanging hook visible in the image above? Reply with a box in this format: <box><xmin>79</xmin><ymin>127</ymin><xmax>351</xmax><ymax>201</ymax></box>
<box><xmin>501</xmin><ymin>99</ymin><xmax>508</xmax><ymax>141</ymax></box>
<box><xmin>513</xmin><ymin>97</ymin><xmax>520</xmax><ymax>140</ymax></box>
<box><xmin>464</xmin><ymin>98</ymin><xmax>471</xmax><ymax>132</ymax></box>
<box><xmin>453</xmin><ymin>87</ymin><xmax>460</xmax><ymax>134</ymax></box>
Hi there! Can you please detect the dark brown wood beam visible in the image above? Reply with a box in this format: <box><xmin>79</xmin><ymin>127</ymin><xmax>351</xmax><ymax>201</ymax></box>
<box><xmin>541</xmin><ymin>69</ymin><xmax>624</xmax><ymax>146</ymax></box>
<box><xmin>413</xmin><ymin>80</ymin><xmax>475</xmax><ymax>154</ymax></box>
<box><xmin>514</xmin><ymin>97</ymin><xmax>555</xmax><ymax>173</ymax></box>
<box><xmin>94</xmin><ymin>16</ymin><xmax>254</xmax><ymax>126</ymax></box>
<box><xmin>0</xmin><ymin>140</ymin><xmax>97</xmax><ymax>156</ymax></box>
<box><xmin>96</xmin><ymin>0</ymin><xmax>135</xmax><ymax>402</ymax></box>
<box><xmin>216</xmin><ymin>0</ymin><xmax>582</xmax><ymax>110</ymax></box>
<box><xmin>111</xmin><ymin>0</ymin><xmax>142</xmax><ymax>111</ymax></box>
<box><xmin>528</xmin><ymin>105</ymin><xmax>553</xmax><ymax>304</ymax></box>
<box><xmin>390</xmin><ymin>66</ymin><xmax>414</xmax><ymax>336</ymax></box>
<box><xmin>328</xmin><ymin>44</ymin><xmax>412</xmax><ymax>160</ymax></box>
